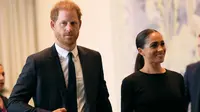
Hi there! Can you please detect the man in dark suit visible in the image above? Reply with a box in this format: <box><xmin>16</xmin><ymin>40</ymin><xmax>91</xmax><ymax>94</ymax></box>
<box><xmin>184</xmin><ymin>61</ymin><xmax>200</xmax><ymax>112</ymax></box>
<box><xmin>7</xmin><ymin>0</ymin><xmax>112</xmax><ymax>112</ymax></box>
<box><xmin>184</xmin><ymin>35</ymin><xmax>200</xmax><ymax>112</ymax></box>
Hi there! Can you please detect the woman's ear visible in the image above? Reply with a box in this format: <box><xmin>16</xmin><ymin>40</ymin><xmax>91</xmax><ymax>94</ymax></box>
<box><xmin>138</xmin><ymin>48</ymin><xmax>144</xmax><ymax>56</ymax></box>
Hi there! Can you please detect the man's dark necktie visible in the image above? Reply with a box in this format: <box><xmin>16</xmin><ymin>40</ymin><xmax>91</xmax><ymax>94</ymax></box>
<box><xmin>67</xmin><ymin>52</ymin><xmax>77</xmax><ymax>112</ymax></box>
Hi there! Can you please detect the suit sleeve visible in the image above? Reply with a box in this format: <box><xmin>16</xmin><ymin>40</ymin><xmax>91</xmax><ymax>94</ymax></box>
<box><xmin>121</xmin><ymin>77</ymin><xmax>134</xmax><ymax>112</ymax></box>
<box><xmin>96</xmin><ymin>53</ymin><xmax>112</xmax><ymax>112</ymax></box>
<box><xmin>183</xmin><ymin>65</ymin><xmax>191</xmax><ymax>111</ymax></box>
<box><xmin>192</xmin><ymin>65</ymin><xmax>200</xmax><ymax>112</ymax></box>
<box><xmin>7</xmin><ymin>56</ymin><xmax>51</xmax><ymax>112</ymax></box>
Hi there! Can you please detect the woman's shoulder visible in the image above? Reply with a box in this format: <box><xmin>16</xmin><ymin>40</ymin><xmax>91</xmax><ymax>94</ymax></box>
<box><xmin>121</xmin><ymin>71</ymin><xmax>143</xmax><ymax>90</ymax></box>
<box><xmin>165</xmin><ymin>69</ymin><xmax>183</xmax><ymax>79</ymax></box>
<box><xmin>166</xmin><ymin>69</ymin><xmax>181</xmax><ymax>75</ymax></box>
<box><xmin>122</xmin><ymin>71</ymin><xmax>144</xmax><ymax>82</ymax></box>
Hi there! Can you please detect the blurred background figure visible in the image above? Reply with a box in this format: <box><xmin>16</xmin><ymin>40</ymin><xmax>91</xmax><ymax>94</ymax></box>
<box><xmin>0</xmin><ymin>64</ymin><xmax>8</xmax><ymax>112</ymax></box>
<box><xmin>184</xmin><ymin>34</ymin><xmax>200</xmax><ymax>112</ymax></box>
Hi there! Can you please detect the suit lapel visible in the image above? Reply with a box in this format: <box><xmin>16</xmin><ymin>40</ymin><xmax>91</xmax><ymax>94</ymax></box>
<box><xmin>50</xmin><ymin>45</ymin><xmax>67</xmax><ymax>99</ymax></box>
<box><xmin>78</xmin><ymin>46</ymin><xmax>94</xmax><ymax>104</ymax></box>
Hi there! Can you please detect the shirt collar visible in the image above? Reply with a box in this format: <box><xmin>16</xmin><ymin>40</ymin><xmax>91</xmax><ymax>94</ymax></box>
<box><xmin>55</xmin><ymin>43</ymin><xmax>78</xmax><ymax>58</ymax></box>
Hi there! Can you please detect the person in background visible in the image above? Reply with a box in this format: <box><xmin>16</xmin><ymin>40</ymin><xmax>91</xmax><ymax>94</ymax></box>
<box><xmin>7</xmin><ymin>0</ymin><xmax>112</xmax><ymax>112</ymax></box>
<box><xmin>121</xmin><ymin>29</ymin><xmax>187</xmax><ymax>112</ymax></box>
<box><xmin>0</xmin><ymin>64</ymin><xmax>8</xmax><ymax>112</ymax></box>
<box><xmin>184</xmin><ymin>34</ymin><xmax>200</xmax><ymax>112</ymax></box>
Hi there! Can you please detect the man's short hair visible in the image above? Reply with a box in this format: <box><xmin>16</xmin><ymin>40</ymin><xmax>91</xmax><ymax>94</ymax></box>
<box><xmin>50</xmin><ymin>0</ymin><xmax>82</xmax><ymax>22</ymax></box>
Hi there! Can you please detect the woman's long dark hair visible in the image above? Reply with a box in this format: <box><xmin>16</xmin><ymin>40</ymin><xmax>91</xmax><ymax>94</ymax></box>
<box><xmin>134</xmin><ymin>29</ymin><xmax>158</xmax><ymax>71</ymax></box>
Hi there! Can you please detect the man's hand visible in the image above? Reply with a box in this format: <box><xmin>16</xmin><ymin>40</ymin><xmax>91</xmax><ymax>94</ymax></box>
<box><xmin>52</xmin><ymin>108</ymin><xmax>67</xmax><ymax>112</ymax></box>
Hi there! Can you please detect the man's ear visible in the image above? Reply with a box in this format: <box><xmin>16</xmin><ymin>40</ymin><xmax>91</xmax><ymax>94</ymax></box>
<box><xmin>79</xmin><ymin>20</ymin><xmax>82</xmax><ymax>28</ymax></box>
<box><xmin>138</xmin><ymin>48</ymin><xmax>144</xmax><ymax>56</ymax></box>
<box><xmin>50</xmin><ymin>20</ymin><xmax>55</xmax><ymax>30</ymax></box>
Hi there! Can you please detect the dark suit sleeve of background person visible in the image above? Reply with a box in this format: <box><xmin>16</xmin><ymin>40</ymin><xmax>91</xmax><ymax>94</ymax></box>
<box><xmin>191</xmin><ymin>63</ymin><xmax>200</xmax><ymax>112</ymax></box>
<box><xmin>95</xmin><ymin>52</ymin><xmax>112</xmax><ymax>112</ymax></box>
<box><xmin>184</xmin><ymin>64</ymin><xmax>193</xmax><ymax>111</ymax></box>
<box><xmin>7</xmin><ymin>56</ymin><xmax>51</xmax><ymax>112</ymax></box>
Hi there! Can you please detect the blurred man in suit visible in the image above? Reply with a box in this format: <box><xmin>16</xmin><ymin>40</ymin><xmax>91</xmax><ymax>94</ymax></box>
<box><xmin>184</xmin><ymin>34</ymin><xmax>200</xmax><ymax>112</ymax></box>
<box><xmin>7</xmin><ymin>0</ymin><xmax>112</xmax><ymax>112</ymax></box>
